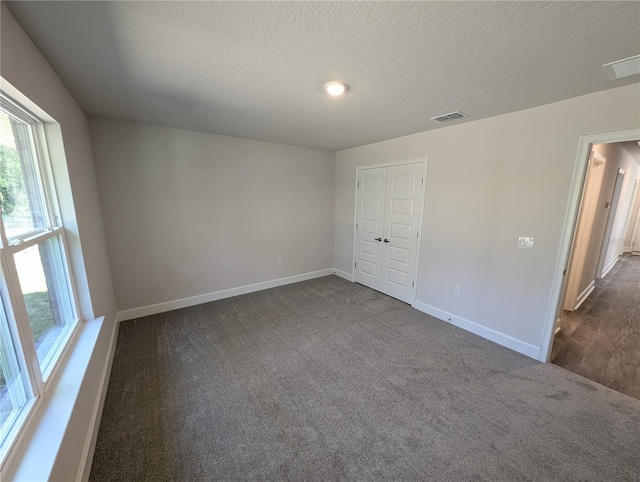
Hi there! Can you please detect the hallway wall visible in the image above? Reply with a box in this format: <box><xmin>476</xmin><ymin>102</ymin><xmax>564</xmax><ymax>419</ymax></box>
<box><xmin>564</xmin><ymin>150</ymin><xmax>607</xmax><ymax>311</ymax></box>
<box><xmin>623</xmin><ymin>171</ymin><xmax>640</xmax><ymax>254</ymax></box>
<box><xmin>588</xmin><ymin>143</ymin><xmax>640</xmax><ymax>282</ymax></box>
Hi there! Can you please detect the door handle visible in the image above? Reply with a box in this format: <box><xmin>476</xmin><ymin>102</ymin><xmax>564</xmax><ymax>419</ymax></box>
<box><xmin>374</xmin><ymin>237</ymin><xmax>382</xmax><ymax>242</ymax></box>
<box><xmin>383</xmin><ymin>239</ymin><xmax>390</xmax><ymax>243</ymax></box>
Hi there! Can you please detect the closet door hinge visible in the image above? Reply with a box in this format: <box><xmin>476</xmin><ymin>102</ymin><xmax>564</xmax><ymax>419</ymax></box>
<box><xmin>354</xmin><ymin>262</ymin><xmax>357</xmax><ymax>268</ymax></box>
<box><xmin>421</xmin><ymin>177</ymin><xmax>424</xmax><ymax>186</ymax></box>
<box><xmin>412</xmin><ymin>281</ymin><xmax>415</xmax><ymax>287</ymax></box>
<box><xmin>356</xmin><ymin>223</ymin><xmax>358</xmax><ymax>230</ymax></box>
<box><xmin>357</xmin><ymin>181</ymin><xmax>360</xmax><ymax>188</ymax></box>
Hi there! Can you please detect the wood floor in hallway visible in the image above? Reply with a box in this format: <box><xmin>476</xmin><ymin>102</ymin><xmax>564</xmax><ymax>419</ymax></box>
<box><xmin>553</xmin><ymin>253</ymin><xmax>640</xmax><ymax>399</ymax></box>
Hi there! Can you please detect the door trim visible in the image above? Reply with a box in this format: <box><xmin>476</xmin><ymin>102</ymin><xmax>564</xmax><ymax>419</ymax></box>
<box><xmin>540</xmin><ymin>128</ymin><xmax>640</xmax><ymax>363</ymax></box>
<box><xmin>351</xmin><ymin>158</ymin><xmax>428</xmax><ymax>305</ymax></box>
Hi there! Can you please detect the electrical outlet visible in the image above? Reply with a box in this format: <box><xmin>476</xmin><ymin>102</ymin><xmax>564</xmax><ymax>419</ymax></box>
<box><xmin>277</xmin><ymin>258</ymin><xmax>283</xmax><ymax>266</ymax></box>
<box><xmin>261</xmin><ymin>260</ymin><xmax>266</xmax><ymax>268</ymax></box>
<box><xmin>518</xmin><ymin>236</ymin><xmax>535</xmax><ymax>249</ymax></box>
<box><xmin>453</xmin><ymin>285</ymin><xmax>461</xmax><ymax>296</ymax></box>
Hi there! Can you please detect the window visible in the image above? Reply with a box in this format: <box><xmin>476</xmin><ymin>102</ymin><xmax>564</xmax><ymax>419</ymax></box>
<box><xmin>0</xmin><ymin>94</ymin><xmax>79</xmax><ymax>457</ymax></box>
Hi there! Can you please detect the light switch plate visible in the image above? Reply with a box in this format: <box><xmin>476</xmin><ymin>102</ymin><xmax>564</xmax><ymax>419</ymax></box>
<box><xmin>518</xmin><ymin>236</ymin><xmax>535</xmax><ymax>249</ymax></box>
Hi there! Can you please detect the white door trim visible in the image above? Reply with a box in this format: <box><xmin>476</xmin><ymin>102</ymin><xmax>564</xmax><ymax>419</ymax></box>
<box><xmin>356</xmin><ymin>157</ymin><xmax>430</xmax><ymax>171</ymax></box>
<box><xmin>540</xmin><ymin>128</ymin><xmax>640</xmax><ymax>362</ymax></box>
<box><xmin>351</xmin><ymin>158</ymin><xmax>428</xmax><ymax>305</ymax></box>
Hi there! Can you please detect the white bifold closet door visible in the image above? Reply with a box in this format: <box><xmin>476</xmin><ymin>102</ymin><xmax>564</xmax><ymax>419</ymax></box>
<box><xmin>354</xmin><ymin>162</ymin><xmax>426</xmax><ymax>304</ymax></box>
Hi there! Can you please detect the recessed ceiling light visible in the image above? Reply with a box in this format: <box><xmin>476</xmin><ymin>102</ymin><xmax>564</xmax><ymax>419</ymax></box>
<box><xmin>324</xmin><ymin>81</ymin><xmax>349</xmax><ymax>96</ymax></box>
<box><xmin>603</xmin><ymin>55</ymin><xmax>640</xmax><ymax>81</ymax></box>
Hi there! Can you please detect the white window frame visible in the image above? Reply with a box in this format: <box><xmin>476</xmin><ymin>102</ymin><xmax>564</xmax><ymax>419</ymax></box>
<box><xmin>0</xmin><ymin>92</ymin><xmax>81</xmax><ymax>464</ymax></box>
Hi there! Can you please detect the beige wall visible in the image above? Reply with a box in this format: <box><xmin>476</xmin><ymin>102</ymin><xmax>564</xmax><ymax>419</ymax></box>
<box><xmin>335</xmin><ymin>84</ymin><xmax>640</xmax><ymax>355</ymax></box>
<box><xmin>89</xmin><ymin>118</ymin><xmax>335</xmax><ymax>311</ymax></box>
<box><xmin>579</xmin><ymin>143</ymin><xmax>640</xmax><ymax>293</ymax></box>
<box><xmin>626</xmin><ymin>182</ymin><xmax>640</xmax><ymax>253</ymax></box>
<box><xmin>562</xmin><ymin>148</ymin><xmax>606</xmax><ymax>311</ymax></box>
<box><xmin>1</xmin><ymin>4</ymin><xmax>117</xmax><ymax>480</ymax></box>
<box><xmin>600</xmin><ymin>145</ymin><xmax>640</xmax><ymax>266</ymax></box>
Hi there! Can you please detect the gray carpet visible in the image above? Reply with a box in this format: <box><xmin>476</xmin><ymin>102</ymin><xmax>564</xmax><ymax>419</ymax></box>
<box><xmin>90</xmin><ymin>276</ymin><xmax>640</xmax><ymax>481</ymax></box>
<box><xmin>553</xmin><ymin>253</ymin><xmax>640</xmax><ymax>399</ymax></box>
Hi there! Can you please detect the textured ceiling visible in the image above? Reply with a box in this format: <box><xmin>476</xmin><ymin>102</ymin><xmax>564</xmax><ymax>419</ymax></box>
<box><xmin>6</xmin><ymin>1</ymin><xmax>640</xmax><ymax>151</ymax></box>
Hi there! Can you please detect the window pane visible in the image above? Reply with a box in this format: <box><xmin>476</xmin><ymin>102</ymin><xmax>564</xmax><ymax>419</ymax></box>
<box><xmin>13</xmin><ymin>236</ymin><xmax>74</xmax><ymax>374</ymax></box>
<box><xmin>0</xmin><ymin>291</ymin><xmax>29</xmax><ymax>444</ymax></box>
<box><xmin>0</xmin><ymin>110</ymin><xmax>48</xmax><ymax>239</ymax></box>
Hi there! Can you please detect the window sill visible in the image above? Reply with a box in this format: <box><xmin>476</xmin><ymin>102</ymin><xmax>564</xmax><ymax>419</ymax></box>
<box><xmin>0</xmin><ymin>315</ymin><xmax>116</xmax><ymax>481</ymax></box>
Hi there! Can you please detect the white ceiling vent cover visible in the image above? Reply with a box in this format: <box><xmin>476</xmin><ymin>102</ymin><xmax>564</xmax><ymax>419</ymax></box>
<box><xmin>603</xmin><ymin>55</ymin><xmax>640</xmax><ymax>81</ymax></box>
<box><xmin>430</xmin><ymin>111</ymin><xmax>468</xmax><ymax>122</ymax></box>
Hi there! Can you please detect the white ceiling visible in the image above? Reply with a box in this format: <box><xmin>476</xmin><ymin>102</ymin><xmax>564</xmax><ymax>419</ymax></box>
<box><xmin>6</xmin><ymin>1</ymin><xmax>640</xmax><ymax>151</ymax></box>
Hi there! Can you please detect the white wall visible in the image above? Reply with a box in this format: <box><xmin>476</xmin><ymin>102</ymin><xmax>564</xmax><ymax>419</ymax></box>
<box><xmin>626</xmin><ymin>184</ymin><xmax>640</xmax><ymax>253</ymax></box>
<box><xmin>335</xmin><ymin>84</ymin><xmax>640</xmax><ymax>357</ymax></box>
<box><xmin>597</xmin><ymin>143</ymin><xmax>640</xmax><ymax>271</ymax></box>
<box><xmin>1</xmin><ymin>3</ymin><xmax>117</xmax><ymax>480</ymax></box>
<box><xmin>89</xmin><ymin>119</ymin><xmax>335</xmax><ymax>312</ymax></box>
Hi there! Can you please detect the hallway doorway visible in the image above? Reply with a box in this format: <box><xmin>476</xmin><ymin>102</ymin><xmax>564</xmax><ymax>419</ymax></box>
<box><xmin>550</xmin><ymin>140</ymin><xmax>640</xmax><ymax>399</ymax></box>
<box><xmin>551</xmin><ymin>253</ymin><xmax>640</xmax><ymax>399</ymax></box>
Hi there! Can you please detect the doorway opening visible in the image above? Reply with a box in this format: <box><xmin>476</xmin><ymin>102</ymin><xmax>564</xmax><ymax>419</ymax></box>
<box><xmin>549</xmin><ymin>139</ymin><xmax>640</xmax><ymax>399</ymax></box>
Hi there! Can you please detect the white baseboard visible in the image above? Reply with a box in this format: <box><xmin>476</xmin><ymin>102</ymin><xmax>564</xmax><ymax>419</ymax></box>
<box><xmin>333</xmin><ymin>268</ymin><xmax>354</xmax><ymax>282</ymax></box>
<box><xmin>600</xmin><ymin>256</ymin><xmax>618</xmax><ymax>279</ymax></box>
<box><xmin>118</xmin><ymin>268</ymin><xmax>334</xmax><ymax>322</ymax></box>
<box><xmin>411</xmin><ymin>300</ymin><xmax>541</xmax><ymax>360</ymax></box>
<box><xmin>78</xmin><ymin>316</ymin><xmax>119</xmax><ymax>481</ymax></box>
<box><xmin>574</xmin><ymin>280</ymin><xmax>595</xmax><ymax>311</ymax></box>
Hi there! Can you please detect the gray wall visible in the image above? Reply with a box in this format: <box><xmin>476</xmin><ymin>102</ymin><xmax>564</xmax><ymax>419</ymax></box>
<box><xmin>335</xmin><ymin>84</ymin><xmax>640</xmax><ymax>354</ymax></box>
<box><xmin>89</xmin><ymin>119</ymin><xmax>335</xmax><ymax>311</ymax></box>
<box><xmin>1</xmin><ymin>3</ymin><xmax>117</xmax><ymax>480</ymax></box>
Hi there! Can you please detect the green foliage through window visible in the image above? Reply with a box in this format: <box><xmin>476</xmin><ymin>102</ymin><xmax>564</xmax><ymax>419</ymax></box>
<box><xmin>0</xmin><ymin>145</ymin><xmax>26</xmax><ymax>217</ymax></box>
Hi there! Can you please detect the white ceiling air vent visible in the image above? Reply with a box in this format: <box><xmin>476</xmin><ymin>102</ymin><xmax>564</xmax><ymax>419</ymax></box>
<box><xmin>430</xmin><ymin>111</ymin><xmax>468</xmax><ymax>122</ymax></box>
<box><xmin>603</xmin><ymin>55</ymin><xmax>640</xmax><ymax>81</ymax></box>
